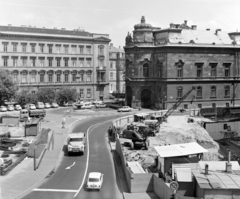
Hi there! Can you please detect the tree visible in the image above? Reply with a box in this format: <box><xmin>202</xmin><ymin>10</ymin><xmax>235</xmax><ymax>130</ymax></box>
<box><xmin>0</xmin><ymin>69</ymin><xmax>17</xmax><ymax>105</ymax></box>
<box><xmin>15</xmin><ymin>90</ymin><xmax>38</xmax><ymax>106</ymax></box>
<box><xmin>37</xmin><ymin>88</ymin><xmax>56</xmax><ymax>103</ymax></box>
<box><xmin>56</xmin><ymin>88</ymin><xmax>77</xmax><ymax>106</ymax></box>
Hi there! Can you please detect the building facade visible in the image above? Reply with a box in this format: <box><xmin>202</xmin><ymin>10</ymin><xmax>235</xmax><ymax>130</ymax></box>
<box><xmin>124</xmin><ymin>16</ymin><xmax>240</xmax><ymax>109</ymax></box>
<box><xmin>0</xmin><ymin>25</ymin><xmax>111</xmax><ymax>101</ymax></box>
<box><xmin>109</xmin><ymin>43</ymin><xmax>125</xmax><ymax>94</ymax></box>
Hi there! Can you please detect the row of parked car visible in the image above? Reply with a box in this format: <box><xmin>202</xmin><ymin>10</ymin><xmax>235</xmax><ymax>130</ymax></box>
<box><xmin>0</xmin><ymin>102</ymin><xmax>59</xmax><ymax>112</ymax></box>
<box><xmin>74</xmin><ymin>101</ymin><xmax>108</xmax><ymax>109</ymax></box>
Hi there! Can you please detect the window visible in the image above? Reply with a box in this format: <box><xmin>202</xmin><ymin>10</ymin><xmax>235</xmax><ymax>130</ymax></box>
<box><xmin>87</xmin><ymin>88</ymin><xmax>91</xmax><ymax>98</ymax></box>
<box><xmin>57</xmin><ymin>59</ymin><xmax>61</xmax><ymax>67</ymax></box>
<box><xmin>86</xmin><ymin>72</ymin><xmax>91</xmax><ymax>82</ymax></box>
<box><xmin>72</xmin><ymin>73</ymin><xmax>76</xmax><ymax>82</ymax></box>
<box><xmin>79</xmin><ymin>59</ymin><xmax>84</xmax><ymax>67</ymax></box>
<box><xmin>31</xmin><ymin>58</ymin><xmax>36</xmax><ymax>67</ymax></box>
<box><xmin>32</xmin><ymin>91</ymin><xmax>36</xmax><ymax>94</ymax></box>
<box><xmin>224</xmin><ymin>63</ymin><xmax>231</xmax><ymax>77</ymax></box>
<box><xmin>198</xmin><ymin>104</ymin><xmax>202</xmax><ymax>108</ymax></box>
<box><xmin>13</xmin><ymin>43</ymin><xmax>17</xmax><ymax>52</ymax></box>
<box><xmin>64</xmin><ymin>74</ymin><xmax>68</xmax><ymax>82</ymax></box>
<box><xmin>56</xmin><ymin>45</ymin><xmax>61</xmax><ymax>53</ymax></box>
<box><xmin>226</xmin><ymin>103</ymin><xmax>229</xmax><ymax>107</ymax></box>
<box><xmin>22</xmin><ymin>58</ymin><xmax>27</xmax><ymax>67</ymax></box>
<box><xmin>31</xmin><ymin>44</ymin><xmax>35</xmax><ymax>53</ymax></box>
<box><xmin>48</xmin><ymin>74</ymin><xmax>53</xmax><ymax>82</ymax></box>
<box><xmin>3</xmin><ymin>43</ymin><xmax>8</xmax><ymax>52</ymax></box>
<box><xmin>211</xmin><ymin>86</ymin><xmax>216</xmax><ymax>98</ymax></box>
<box><xmin>3</xmin><ymin>57</ymin><xmax>8</xmax><ymax>66</ymax></box>
<box><xmin>210</xmin><ymin>63</ymin><xmax>217</xmax><ymax>78</ymax></box>
<box><xmin>79</xmin><ymin>46</ymin><xmax>84</xmax><ymax>54</ymax></box>
<box><xmin>64</xmin><ymin>46</ymin><xmax>69</xmax><ymax>54</ymax></box>
<box><xmin>99</xmin><ymin>60</ymin><xmax>104</xmax><ymax>68</ymax></box>
<box><xmin>72</xmin><ymin>46</ymin><xmax>76</xmax><ymax>54</ymax></box>
<box><xmin>99</xmin><ymin>47</ymin><xmax>104</xmax><ymax>55</ymax></box>
<box><xmin>80</xmin><ymin>89</ymin><xmax>84</xmax><ymax>98</ymax></box>
<box><xmin>40</xmin><ymin>74</ymin><xmax>44</xmax><ymax>82</ymax></box>
<box><xmin>196</xmin><ymin>86</ymin><xmax>202</xmax><ymax>98</ymax></box>
<box><xmin>79</xmin><ymin>73</ymin><xmax>84</xmax><ymax>81</ymax></box>
<box><xmin>31</xmin><ymin>74</ymin><xmax>36</xmax><ymax>83</ymax></box>
<box><xmin>184</xmin><ymin>104</ymin><xmax>188</xmax><ymax>109</ymax></box>
<box><xmin>212</xmin><ymin>103</ymin><xmax>216</xmax><ymax>108</ymax></box>
<box><xmin>177</xmin><ymin>87</ymin><xmax>183</xmax><ymax>98</ymax></box>
<box><xmin>143</xmin><ymin>63</ymin><xmax>149</xmax><ymax>77</ymax></box>
<box><xmin>56</xmin><ymin>74</ymin><xmax>61</xmax><ymax>82</ymax></box>
<box><xmin>40</xmin><ymin>59</ymin><xmax>44</xmax><ymax>67</ymax></box>
<box><xmin>64</xmin><ymin>59</ymin><xmax>68</xmax><ymax>67</ymax></box>
<box><xmin>22</xmin><ymin>44</ymin><xmax>27</xmax><ymax>53</ymax></box>
<box><xmin>196</xmin><ymin>63</ymin><xmax>203</xmax><ymax>78</ymax></box>
<box><xmin>158</xmin><ymin>62</ymin><xmax>163</xmax><ymax>78</ymax></box>
<box><xmin>224</xmin><ymin>85</ymin><xmax>230</xmax><ymax>97</ymax></box>
<box><xmin>87</xmin><ymin>46</ymin><xmax>91</xmax><ymax>54</ymax></box>
<box><xmin>72</xmin><ymin>59</ymin><xmax>76</xmax><ymax>67</ymax></box>
<box><xmin>49</xmin><ymin>45</ymin><xmax>53</xmax><ymax>53</ymax></box>
<box><xmin>87</xmin><ymin>58</ymin><xmax>91</xmax><ymax>67</ymax></box>
<box><xmin>13</xmin><ymin>58</ymin><xmax>17</xmax><ymax>67</ymax></box>
<box><xmin>48</xmin><ymin>59</ymin><xmax>53</xmax><ymax>67</ymax></box>
<box><xmin>110</xmin><ymin>72</ymin><xmax>113</xmax><ymax>80</ymax></box>
<box><xmin>39</xmin><ymin>45</ymin><xmax>44</xmax><ymax>53</ymax></box>
<box><xmin>12</xmin><ymin>74</ymin><xmax>18</xmax><ymax>82</ymax></box>
<box><xmin>21</xmin><ymin>73</ymin><xmax>27</xmax><ymax>83</ymax></box>
<box><xmin>110</xmin><ymin>62</ymin><xmax>113</xmax><ymax>69</ymax></box>
<box><xmin>175</xmin><ymin>61</ymin><xmax>183</xmax><ymax>78</ymax></box>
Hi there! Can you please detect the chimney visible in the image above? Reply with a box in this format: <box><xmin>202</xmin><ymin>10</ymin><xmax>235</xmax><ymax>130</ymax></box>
<box><xmin>170</xmin><ymin>23</ymin><xmax>174</xmax><ymax>28</ymax></box>
<box><xmin>184</xmin><ymin>20</ymin><xmax>187</xmax><ymax>25</ymax></box>
<box><xmin>206</xmin><ymin>29</ymin><xmax>210</xmax><ymax>31</ymax></box>
<box><xmin>215</xmin><ymin>29</ymin><xmax>221</xmax><ymax>35</ymax></box>
<box><xmin>176</xmin><ymin>24</ymin><xmax>180</xmax><ymax>29</ymax></box>
<box><xmin>226</xmin><ymin>150</ymin><xmax>232</xmax><ymax>173</ymax></box>
<box><xmin>119</xmin><ymin>46</ymin><xmax>121</xmax><ymax>49</ymax></box>
<box><xmin>192</xmin><ymin>25</ymin><xmax>197</xmax><ymax>30</ymax></box>
<box><xmin>205</xmin><ymin>164</ymin><xmax>209</xmax><ymax>175</ymax></box>
<box><xmin>110</xmin><ymin>43</ymin><xmax>113</xmax><ymax>48</ymax></box>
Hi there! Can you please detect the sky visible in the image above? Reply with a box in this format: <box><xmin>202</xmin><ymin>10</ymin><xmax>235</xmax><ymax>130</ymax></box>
<box><xmin>0</xmin><ymin>0</ymin><xmax>240</xmax><ymax>48</ymax></box>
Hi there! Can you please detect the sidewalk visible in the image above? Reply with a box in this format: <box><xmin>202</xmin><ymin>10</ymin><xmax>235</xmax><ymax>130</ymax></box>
<box><xmin>0</xmin><ymin>113</ymin><xmax>80</xmax><ymax>199</ymax></box>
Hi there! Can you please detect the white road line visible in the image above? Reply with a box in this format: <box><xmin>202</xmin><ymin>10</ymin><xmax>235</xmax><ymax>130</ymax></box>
<box><xmin>33</xmin><ymin>188</ymin><xmax>77</xmax><ymax>193</ymax></box>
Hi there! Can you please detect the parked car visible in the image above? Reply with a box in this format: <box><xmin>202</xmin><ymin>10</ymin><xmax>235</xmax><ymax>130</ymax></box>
<box><xmin>118</xmin><ymin>106</ymin><xmax>133</xmax><ymax>112</ymax></box>
<box><xmin>25</xmin><ymin>104</ymin><xmax>36</xmax><ymax>110</ymax></box>
<box><xmin>92</xmin><ymin>100</ymin><xmax>103</xmax><ymax>105</ymax></box>
<box><xmin>0</xmin><ymin>106</ymin><xmax>7</xmax><ymax>112</ymax></box>
<box><xmin>81</xmin><ymin>102</ymin><xmax>94</xmax><ymax>109</ymax></box>
<box><xmin>44</xmin><ymin>103</ymin><xmax>51</xmax><ymax>109</ymax></box>
<box><xmin>64</xmin><ymin>101</ymin><xmax>75</xmax><ymax>107</ymax></box>
<box><xmin>86</xmin><ymin>172</ymin><xmax>104</xmax><ymax>190</ymax></box>
<box><xmin>7</xmin><ymin>105</ymin><xmax>14</xmax><ymax>111</ymax></box>
<box><xmin>51</xmin><ymin>103</ymin><xmax>59</xmax><ymax>108</ymax></box>
<box><xmin>15</xmin><ymin>104</ymin><xmax>22</xmax><ymax>111</ymax></box>
<box><xmin>36</xmin><ymin>102</ymin><xmax>45</xmax><ymax>109</ymax></box>
<box><xmin>95</xmin><ymin>102</ymin><xmax>107</xmax><ymax>108</ymax></box>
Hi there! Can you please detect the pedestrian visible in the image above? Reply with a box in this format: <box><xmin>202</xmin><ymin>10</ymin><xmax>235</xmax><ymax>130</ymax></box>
<box><xmin>108</xmin><ymin>126</ymin><xmax>112</xmax><ymax>136</ymax></box>
<box><xmin>62</xmin><ymin>117</ymin><xmax>66</xmax><ymax>129</ymax></box>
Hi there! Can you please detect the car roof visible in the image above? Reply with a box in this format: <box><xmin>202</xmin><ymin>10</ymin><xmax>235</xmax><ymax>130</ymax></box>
<box><xmin>89</xmin><ymin>172</ymin><xmax>102</xmax><ymax>178</ymax></box>
<box><xmin>68</xmin><ymin>132</ymin><xmax>85</xmax><ymax>138</ymax></box>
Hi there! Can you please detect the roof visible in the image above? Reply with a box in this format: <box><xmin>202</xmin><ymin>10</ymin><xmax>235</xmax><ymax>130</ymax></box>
<box><xmin>68</xmin><ymin>132</ymin><xmax>85</xmax><ymax>138</ymax></box>
<box><xmin>175</xmin><ymin>168</ymin><xmax>192</xmax><ymax>182</ymax></box>
<box><xmin>154</xmin><ymin>142</ymin><xmax>208</xmax><ymax>158</ymax></box>
<box><xmin>193</xmin><ymin>170</ymin><xmax>240</xmax><ymax>189</ymax></box>
<box><xmin>127</xmin><ymin>161</ymin><xmax>146</xmax><ymax>173</ymax></box>
<box><xmin>89</xmin><ymin>172</ymin><xmax>102</xmax><ymax>178</ymax></box>
<box><xmin>199</xmin><ymin>161</ymin><xmax>240</xmax><ymax>171</ymax></box>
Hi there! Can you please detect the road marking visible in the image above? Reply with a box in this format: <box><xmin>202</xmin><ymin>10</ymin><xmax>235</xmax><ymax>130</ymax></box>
<box><xmin>33</xmin><ymin>188</ymin><xmax>77</xmax><ymax>193</ymax></box>
<box><xmin>66</xmin><ymin>162</ymin><xmax>75</xmax><ymax>170</ymax></box>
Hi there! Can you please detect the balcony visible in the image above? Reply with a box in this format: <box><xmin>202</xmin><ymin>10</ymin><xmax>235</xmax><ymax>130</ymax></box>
<box><xmin>96</xmin><ymin>66</ymin><xmax>106</xmax><ymax>71</ymax></box>
<box><xmin>98</xmin><ymin>55</ymin><xmax>105</xmax><ymax>59</ymax></box>
<box><xmin>97</xmin><ymin>79</ymin><xmax>108</xmax><ymax>85</ymax></box>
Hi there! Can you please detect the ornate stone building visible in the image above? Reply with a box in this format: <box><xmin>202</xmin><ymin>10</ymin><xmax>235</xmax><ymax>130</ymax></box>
<box><xmin>109</xmin><ymin>43</ymin><xmax>125</xmax><ymax>94</ymax></box>
<box><xmin>0</xmin><ymin>25</ymin><xmax>111</xmax><ymax>101</ymax></box>
<box><xmin>124</xmin><ymin>16</ymin><xmax>240</xmax><ymax>109</ymax></box>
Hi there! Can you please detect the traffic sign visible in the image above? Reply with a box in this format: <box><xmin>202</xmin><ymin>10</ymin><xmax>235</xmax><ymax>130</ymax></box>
<box><xmin>170</xmin><ymin>181</ymin><xmax>179</xmax><ymax>191</ymax></box>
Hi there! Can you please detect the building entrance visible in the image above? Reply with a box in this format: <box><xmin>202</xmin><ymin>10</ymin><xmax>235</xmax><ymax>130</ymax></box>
<box><xmin>141</xmin><ymin>89</ymin><xmax>151</xmax><ymax>108</ymax></box>
<box><xmin>126</xmin><ymin>86</ymin><xmax>132</xmax><ymax>107</ymax></box>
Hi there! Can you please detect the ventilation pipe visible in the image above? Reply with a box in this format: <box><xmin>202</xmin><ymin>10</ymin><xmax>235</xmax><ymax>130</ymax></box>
<box><xmin>191</xmin><ymin>25</ymin><xmax>197</xmax><ymax>30</ymax></box>
<box><xmin>226</xmin><ymin>150</ymin><xmax>232</xmax><ymax>173</ymax></box>
<box><xmin>205</xmin><ymin>164</ymin><xmax>209</xmax><ymax>175</ymax></box>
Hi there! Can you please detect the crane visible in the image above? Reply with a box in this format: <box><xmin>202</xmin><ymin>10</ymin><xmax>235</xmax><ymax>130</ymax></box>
<box><xmin>154</xmin><ymin>86</ymin><xmax>196</xmax><ymax>128</ymax></box>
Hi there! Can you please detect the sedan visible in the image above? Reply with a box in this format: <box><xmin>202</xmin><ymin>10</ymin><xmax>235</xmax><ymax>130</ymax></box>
<box><xmin>86</xmin><ymin>172</ymin><xmax>104</xmax><ymax>190</ymax></box>
<box><xmin>118</xmin><ymin>106</ymin><xmax>133</xmax><ymax>112</ymax></box>
<box><xmin>51</xmin><ymin>103</ymin><xmax>59</xmax><ymax>108</ymax></box>
<box><xmin>7</xmin><ymin>105</ymin><xmax>14</xmax><ymax>111</ymax></box>
<box><xmin>81</xmin><ymin>103</ymin><xmax>94</xmax><ymax>109</ymax></box>
<box><xmin>44</xmin><ymin>103</ymin><xmax>51</xmax><ymax>109</ymax></box>
<box><xmin>15</xmin><ymin>105</ymin><xmax>22</xmax><ymax>111</ymax></box>
<box><xmin>95</xmin><ymin>103</ymin><xmax>107</xmax><ymax>108</ymax></box>
<box><xmin>0</xmin><ymin>106</ymin><xmax>7</xmax><ymax>112</ymax></box>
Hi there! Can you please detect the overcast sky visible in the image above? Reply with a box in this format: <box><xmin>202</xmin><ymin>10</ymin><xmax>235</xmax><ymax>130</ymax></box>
<box><xmin>1</xmin><ymin>0</ymin><xmax>240</xmax><ymax>48</ymax></box>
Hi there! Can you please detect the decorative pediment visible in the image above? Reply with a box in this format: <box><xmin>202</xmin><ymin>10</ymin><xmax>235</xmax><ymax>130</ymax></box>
<box><xmin>175</xmin><ymin>60</ymin><xmax>184</xmax><ymax>66</ymax></box>
<box><xmin>139</xmin><ymin>54</ymin><xmax>152</xmax><ymax>64</ymax></box>
<box><xmin>93</xmin><ymin>37</ymin><xmax>111</xmax><ymax>42</ymax></box>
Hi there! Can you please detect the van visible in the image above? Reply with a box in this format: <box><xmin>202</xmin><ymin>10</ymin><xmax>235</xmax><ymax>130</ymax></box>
<box><xmin>36</xmin><ymin>102</ymin><xmax>45</xmax><ymax>109</ymax></box>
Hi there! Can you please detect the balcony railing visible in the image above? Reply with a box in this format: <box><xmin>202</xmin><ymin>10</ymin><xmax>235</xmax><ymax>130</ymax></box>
<box><xmin>96</xmin><ymin>66</ymin><xmax>106</xmax><ymax>71</ymax></box>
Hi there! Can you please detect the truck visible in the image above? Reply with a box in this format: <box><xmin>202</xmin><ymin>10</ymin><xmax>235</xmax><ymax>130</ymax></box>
<box><xmin>20</xmin><ymin>109</ymin><xmax>46</xmax><ymax>121</ymax></box>
<box><xmin>67</xmin><ymin>132</ymin><xmax>85</xmax><ymax>155</ymax></box>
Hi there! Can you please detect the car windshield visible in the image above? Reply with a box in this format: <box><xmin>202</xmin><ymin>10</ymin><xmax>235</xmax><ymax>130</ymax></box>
<box><xmin>89</xmin><ymin>178</ymin><xmax>99</xmax><ymax>182</ymax></box>
<box><xmin>70</xmin><ymin>138</ymin><xmax>83</xmax><ymax>142</ymax></box>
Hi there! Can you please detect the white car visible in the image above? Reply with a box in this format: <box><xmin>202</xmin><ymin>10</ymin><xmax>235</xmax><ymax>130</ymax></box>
<box><xmin>15</xmin><ymin>104</ymin><xmax>22</xmax><ymax>111</ymax></box>
<box><xmin>95</xmin><ymin>103</ymin><xmax>107</xmax><ymax>108</ymax></box>
<box><xmin>86</xmin><ymin>172</ymin><xmax>104</xmax><ymax>190</ymax></box>
<box><xmin>44</xmin><ymin>103</ymin><xmax>51</xmax><ymax>109</ymax></box>
<box><xmin>51</xmin><ymin>103</ymin><xmax>59</xmax><ymax>108</ymax></box>
<box><xmin>118</xmin><ymin>106</ymin><xmax>132</xmax><ymax>112</ymax></box>
<box><xmin>0</xmin><ymin>106</ymin><xmax>7</xmax><ymax>112</ymax></box>
<box><xmin>36</xmin><ymin>102</ymin><xmax>45</xmax><ymax>109</ymax></box>
<box><xmin>7</xmin><ymin>105</ymin><xmax>14</xmax><ymax>111</ymax></box>
<box><xmin>25</xmin><ymin>104</ymin><xmax>36</xmax><ymax>110</ymax></box>
<box><xmin>81</xmin><ymin>102</ymin><xmax>94</xmax><ymax>109</ymax></box>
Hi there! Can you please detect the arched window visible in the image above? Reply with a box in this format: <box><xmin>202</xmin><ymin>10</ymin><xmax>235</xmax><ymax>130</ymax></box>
<box><xmin>143</xmin><ymin>63</ymin><xmax>149</xmax><ymax>77</ymax></box>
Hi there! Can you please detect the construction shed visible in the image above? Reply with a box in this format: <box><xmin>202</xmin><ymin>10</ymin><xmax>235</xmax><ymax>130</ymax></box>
<box><xmin>25</xmin><ymin>118</ymin><xmax>42</xmax><ymax>136</ymax></box>
<box><xmin>0</xmin><ymin>115</ymin><xmax>19</xmax><ymax>125</ymax></box>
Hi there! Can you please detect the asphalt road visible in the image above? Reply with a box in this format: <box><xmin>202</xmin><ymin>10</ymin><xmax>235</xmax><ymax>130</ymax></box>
<box><xmin>20</xmin><ymin>109</ymin><xmax>129</xmax><ymax>199</ymax></box>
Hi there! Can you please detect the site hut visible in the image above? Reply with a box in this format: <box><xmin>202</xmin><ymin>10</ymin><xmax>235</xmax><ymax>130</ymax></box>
<box><xmin>193</xmin><ymin>159</ymin><xmax>240</xmax><ymax>198</ymax></box>
<box><xmin>154</xmin><ymin>142</ymin><xmax>208</xmax><ymax>177</ymax></box>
